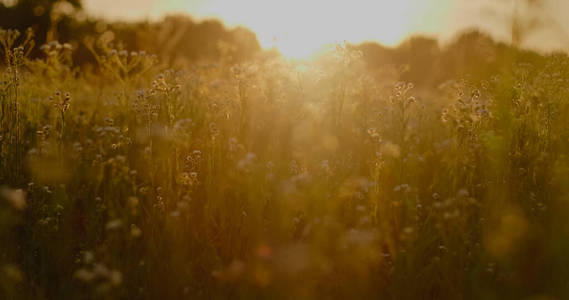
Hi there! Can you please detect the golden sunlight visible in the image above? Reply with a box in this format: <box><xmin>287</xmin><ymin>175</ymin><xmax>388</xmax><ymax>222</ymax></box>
<box><xmin>6</xmin><ymin>0</ymin><xmax>569</xmax><ymax>298</ymax></box>
<box><xmin>177</xmin><ymin>0</ymin><xmax>453</xmax><ymax>58</ymax></box>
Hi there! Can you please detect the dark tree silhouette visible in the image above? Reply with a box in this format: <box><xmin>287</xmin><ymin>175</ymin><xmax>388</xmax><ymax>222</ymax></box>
<box><xmin>0</xmin><ymin>0</ymin><xmax>82</xmax><ymax>44</ymax></box>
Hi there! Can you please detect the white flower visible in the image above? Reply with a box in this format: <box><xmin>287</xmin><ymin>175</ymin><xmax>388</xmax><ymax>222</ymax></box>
<box><xmin>105</xmin><ymin>219</ymin><xmax>123</xmax><ymax>230</ymax></box>
<box><xmin>1</xmin><ymin>186</ymin><xmax>26</xmax><ymax>210</ymax></box>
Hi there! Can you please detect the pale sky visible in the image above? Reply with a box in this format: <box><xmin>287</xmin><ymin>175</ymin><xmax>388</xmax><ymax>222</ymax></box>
<box><xmin>83</xmin><ymin>0</ymin><xmax>569</xmax><ymax>57</ymax></box>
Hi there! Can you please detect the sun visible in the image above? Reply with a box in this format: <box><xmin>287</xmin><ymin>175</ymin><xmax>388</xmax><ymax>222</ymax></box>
<box><xmin>251</xmin><ymin>0</ymin><xmax>414</xmax><ymax>59</ymax></box>
<box><xmin>270</xmin><ymin>34</ymin><xmax>335</xmax><ymax>60</ymax></box>
<box><xmin>186</xmin><ymin>0</ymin><xmax>451</xmax><ymax>59</ymax></box>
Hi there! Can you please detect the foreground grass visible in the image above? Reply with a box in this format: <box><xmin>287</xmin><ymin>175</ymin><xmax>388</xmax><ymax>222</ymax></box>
<box><xmin>1</xmin><ymin>28</ymin><xmax>569</xmax><ymax>299</ymax></box>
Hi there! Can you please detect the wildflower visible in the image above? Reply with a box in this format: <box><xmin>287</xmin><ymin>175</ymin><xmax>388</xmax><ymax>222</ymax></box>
<box><xmin>209</xmin><ymin>122</ymin><xmax>219</xmax><ymax>137</ymax></box>
<box><xmin>177</xmin><ymin>200</ymin><xmax>190</xmax><ymax>211</ymax></box>
<box><xmin>83</xmin><ymin>251</ymin><xmax>95</xmax><ymax>264</ymax></box>
<box><xmin>173</xmin><ymin>118</ymin><xmax>194</xmax><ymax>135</ymax></box>
<box><xmin>130</xmin><ymin>224</ymin><xmax>142</xmax><ymax>238</ymax></box>
<box><xmin>177</xmin><ymin>172</ymin><xmax>192</xmax><ymax>186</ymax></box>
<box><xmin>0</xmin><ymin>186</ymin><xmax>26</xmax><ymax>210</ymax></box>
<box><xmin>128</xmin><ymin>196</ymin><xmax>139</xmax><ymax>208</ymax></box>
<box><xmin>393</xmin><ymin>184</ymin><xmax>410</xmax><ymax>193</ymax></box>
<box><xmin>193</xmin><ymin>149</ymin><xmax>202</xmax><ymax>157</ymax></box>
<box><xmin>62</xmin><ymin>92</ymin><xmax>71</xmax><ymax>112</ymax></box>
<box><xmin>74</xmin><ymin>269</ymin><xmax>95</xmax><ymax>283</ymax></box>
<box><xmin>105</xmin><ymin>219</ymin><xmax>123</xmax><ymax>230</ymax></box>
<box><xmin>381</xmin><ymin>141</ymin><xmax>401</xmax><ymax>158</ymax></box>
<box><xmin>237</xmin><ymin>152</ymin><xmax>257</xmax><ymax>171</ymax></box>
<box><xmin>93</xmin><ymin>264</ymin><xmax>110</xmax><ymax>277</ymax></box>
<box><xmin>320</xmin><ymin>160</ymin><xmax>331</xmax><ymax>174</ymax></box>
<box><xmin>457</xmin><ymin>189</ymin><xmax>469</xmax><ymax>197</ymax></box>
<box><xmin>109</xmin><ymin>270</ymin><xmax>122</xmax><ymax>286</ymax></box>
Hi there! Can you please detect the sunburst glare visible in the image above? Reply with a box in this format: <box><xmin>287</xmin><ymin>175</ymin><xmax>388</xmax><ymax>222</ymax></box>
<box><xmin>183</xmin><ymin>0</ymin><xmax>452</xmax><ymax>58</ymax></box>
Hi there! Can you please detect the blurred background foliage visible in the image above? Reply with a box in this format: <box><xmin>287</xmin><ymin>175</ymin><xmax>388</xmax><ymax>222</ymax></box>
<box><xmin>0</xmin><ymin>0</ymin><xmax>545</xmax><ymax>84</ymax></box>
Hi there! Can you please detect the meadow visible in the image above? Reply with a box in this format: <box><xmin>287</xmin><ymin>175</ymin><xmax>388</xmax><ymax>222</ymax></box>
<box><xmin>1</xmin><ymin>25</ymin><xmax>569</xmax><ymax>299</ymax></box>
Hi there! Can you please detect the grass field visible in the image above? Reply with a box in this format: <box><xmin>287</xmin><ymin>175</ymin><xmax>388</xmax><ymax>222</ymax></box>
<box><xmin>2</xmin><ymin>27</ymin><xmax>569</xmax><ymax>299</ymax></box>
